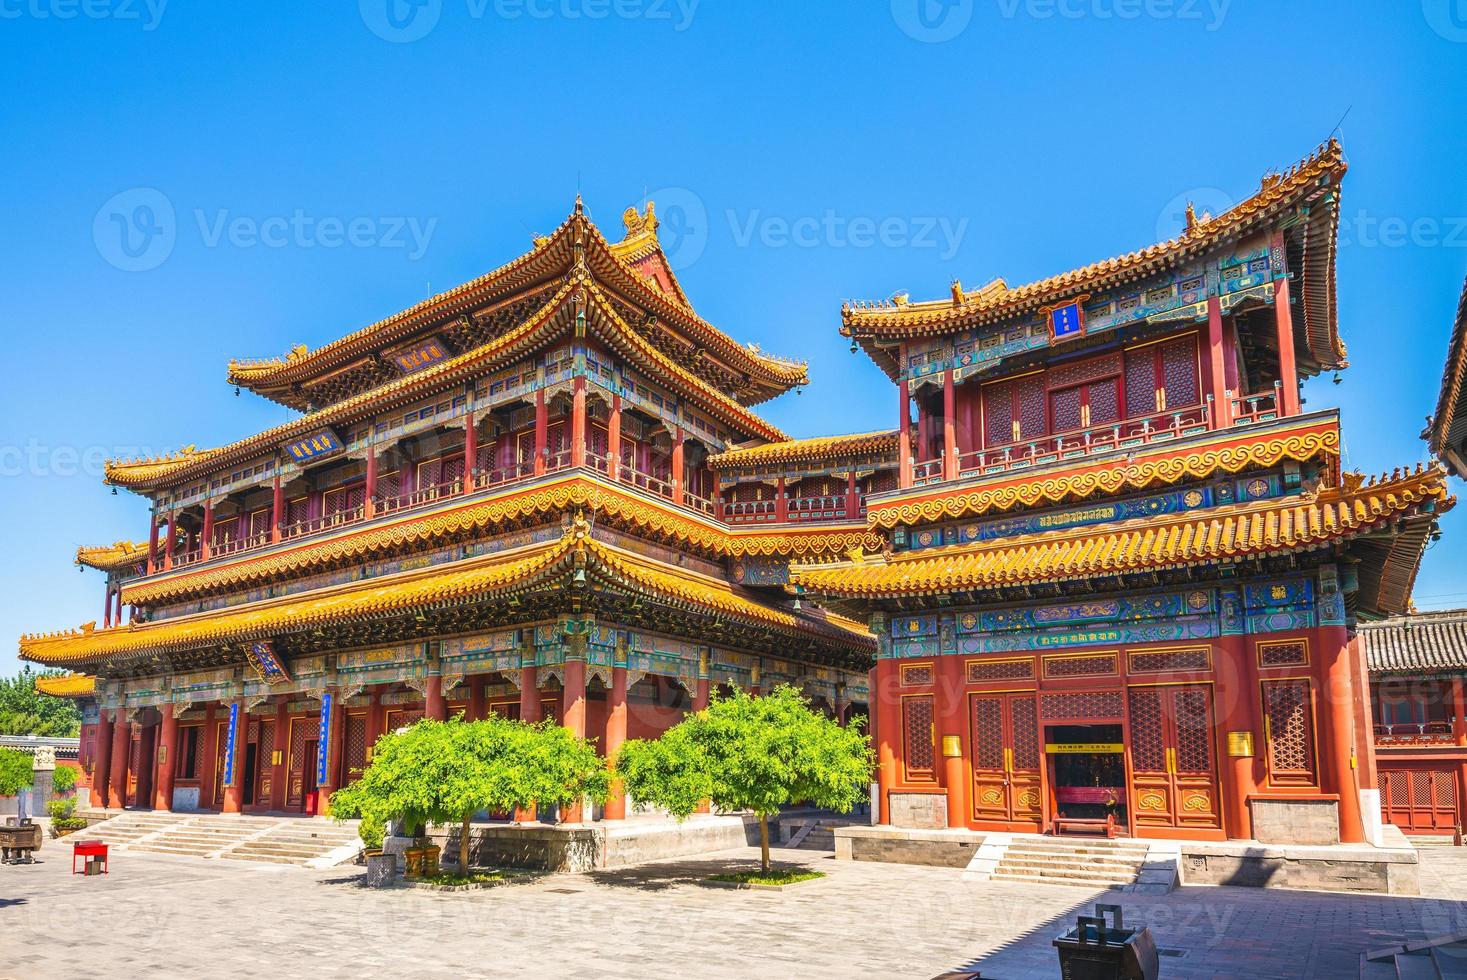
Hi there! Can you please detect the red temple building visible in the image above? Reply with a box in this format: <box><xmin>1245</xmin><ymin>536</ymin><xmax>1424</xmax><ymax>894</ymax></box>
<box><xmin>790</xmin><ymin>140</ymin><xmax>1453</xmax><ymax>847</ymax></box>
<box><xmin>22</xmin><ymin>141</ymin><xmax>1462</xmax><ymax>853</ymax></box>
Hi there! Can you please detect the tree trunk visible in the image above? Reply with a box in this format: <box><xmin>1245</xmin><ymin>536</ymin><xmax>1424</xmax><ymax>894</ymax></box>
<box><xmin>758</xmin><ymin>812</ymin><xmax>771</xmax><ymax>873</ymax></box>
<box><xmin>458</xmin><ymin>812</ymin><xmax>472</xmax><ymax>873</ymax></box>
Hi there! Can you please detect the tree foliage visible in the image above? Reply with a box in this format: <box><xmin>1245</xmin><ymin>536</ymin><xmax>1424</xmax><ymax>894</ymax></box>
<box><xmin>0</xmin><ymin>748</ymin><xmax>34</xmax><ymax>797</ymax></box>
<box><xmin>329</xmin><ymin>716</ymin><xmax>612</xmax><ymax>870</ymax></box>
<box><xmin>51</xmin><ymin>764</ymin><xmax>78</xmax><ymax>795</ymax></box>
<box><xmin>0</xmin><ymin>668</ymin><xmax>82</xmax><ymax>737</ymax></box>
<box><xmin>616</xmin><ymin>685</ymin><xmax>873</xmax><ymax>871</ymax></box>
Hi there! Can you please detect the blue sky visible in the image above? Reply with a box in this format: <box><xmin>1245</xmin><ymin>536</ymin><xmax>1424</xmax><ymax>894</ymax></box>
<box><xmin>2</xmin><ymin>1</ymin><xmax>1465</xmax><ymax>675</ymax></box>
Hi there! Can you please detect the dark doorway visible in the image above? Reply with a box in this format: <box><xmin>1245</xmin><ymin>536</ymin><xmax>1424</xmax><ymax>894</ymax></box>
<box><xmin>1046</xmin><ymin>723</ymin><xmax>1127</xmax><ymax>830</ymax></box>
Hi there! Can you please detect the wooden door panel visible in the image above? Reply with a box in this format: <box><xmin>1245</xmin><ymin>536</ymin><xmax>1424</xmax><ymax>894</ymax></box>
<box><xmin>287</xmin><ymin>718</ymin><xmax>310</xmax><ymax>809</ymax></box>
<box><xmin>1128</xmin><ymin>684</ymin><xmax>1220</xmax><ymax>831</ymax></box>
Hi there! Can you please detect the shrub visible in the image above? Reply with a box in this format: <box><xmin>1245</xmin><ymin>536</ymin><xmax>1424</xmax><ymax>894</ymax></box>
<box><xmin>46</xmin><ymin>796</ymin><xmax>76</xmax><ymax>822</ymax></box>
<box><xmin>51</xmin><ymin>765</ymin><xmax>78</xmax><ymax>795</ymax></box>
<box><xmin>0</xmin><ymin>748</ymin><xmax>32</xmax><ymax>797</ymax></box>
<box><xmin>49</xmin><ymin>817</ymin><xmax>89</xmax><ymax>838</ymax></box>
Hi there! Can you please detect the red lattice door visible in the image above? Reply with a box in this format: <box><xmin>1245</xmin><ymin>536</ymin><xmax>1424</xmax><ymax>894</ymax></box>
<box><xmin>255</xmin><ymin>721</ymin><xmax>275</xmax><ymax>808</ymax></box>
<box><xmin>1381</xmin><ymin>769</ymin><xmax>1460</xmax><ymax>833</ymax></box>
<box><xmin>286</xmin><ymin>718</ymin><xmax>311</xmax><ymax>810</ymax></box>
<box><xmin>343</xmin><ymin>713</ymin><xmax>369</xmax><ymax>786</ymax></box>
<box><xmin>124</xmin><ymin>726</ymin><xmax>142</xmax><ymax>807</ymax></box>
<box><xmin>210</xmin><ymin>719</ymin><xmax>229</xmax><ymax>808</ymax></box>
<box><xmin>970</xmin><ymin>693</ymin><xmax>1042</xmax><ymax>829</ymax></box>
<box><xmin>901</xmin><ymin>695</ymin><xmax>937</xmax><ymax>782</ymax></box>
<box><xmin>1127</xmin><ymin>684</ymin><xmax>1221</xmax><ymax>832</ymax></box>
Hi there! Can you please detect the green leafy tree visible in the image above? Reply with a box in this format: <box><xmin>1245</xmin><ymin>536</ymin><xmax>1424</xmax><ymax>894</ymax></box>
<box><xmin>0</xmin><ymin>668</ymin><xmax>82</xmax><ymax>737</ymax></box>
<box><xmin>0</xmin><ymin>748</ymin><xmax>34</xmax><ymax>797</ymax></box>
<box><xmin>616</xmin><ymin>685</ymin><xmax>873</xmax><ymax>873</ymax></box>
<box><xmin>330</xmin><ymin>716</ymin><xmax>612</xmax><ymax>871</ymax></box>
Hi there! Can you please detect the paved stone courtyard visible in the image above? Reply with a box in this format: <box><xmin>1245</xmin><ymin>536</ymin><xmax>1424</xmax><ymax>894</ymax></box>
<box><xmin>3</xmin><ymin>842</ymin><xmax>1467</xmax><ymax>979</ymax></box>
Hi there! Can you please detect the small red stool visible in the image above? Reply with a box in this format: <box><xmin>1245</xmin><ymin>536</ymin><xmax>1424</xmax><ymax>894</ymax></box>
<box><xmin>72</xmin><ymin>840</ymin><xmax>109</xmax><ymax>875</ymax></box>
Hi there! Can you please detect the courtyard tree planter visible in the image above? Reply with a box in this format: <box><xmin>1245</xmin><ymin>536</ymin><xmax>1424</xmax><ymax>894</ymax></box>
<box><xmin>363</xmin><ymin>850</ymin><xmax>398</xmax><ymax>888</ymax></box>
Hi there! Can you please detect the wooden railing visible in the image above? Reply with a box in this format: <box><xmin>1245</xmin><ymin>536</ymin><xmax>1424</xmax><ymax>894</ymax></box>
<box><xmin>1229</xmin><ymin>382</ymin><xmax>1284</xmax><ymax>426</ymax></box>
<box><xmin>1374</xmin><ymin>722</ymin><xmax>1458</xmax><ymax>747</ymax></box>
<box><xmin>951</xmin><ymin>403</ymin><xmax>1213</xmax><ymax>478</ymax></box>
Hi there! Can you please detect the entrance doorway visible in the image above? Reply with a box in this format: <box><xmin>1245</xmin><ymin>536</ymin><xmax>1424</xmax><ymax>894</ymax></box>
<box><xmin>1046</xmin><ymin>724</ymin><xmax>1127</xmax><ymax>832</ymax></box>
<box><xmin>970</xmin><ymin>692</ymin><xmax>1043</xmax><ymax>831</ymax></box>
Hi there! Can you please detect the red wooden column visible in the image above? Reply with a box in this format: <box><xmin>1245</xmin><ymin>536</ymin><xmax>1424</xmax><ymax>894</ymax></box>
<box><xmin>671</xmin><ymin>428</ymin><xmax>685</xmax><ymax>505</ymax></box>
<box><xmin>115</xmin><ymin>588</ymin><xmax>124</xmax><ymax>627</ymax></box>
<box><xmin>154</xmin><ymin>709</ymin><xmax>178</xmax><ymax>811</ymax></box>
<box><xmin>426</xmin><ymin>672</ymin><xmax>446</xmax><ymax>722</ymax></box>
<box><xmin>607</xmin><ymin>395</ymin><xmax>622</xmax><ymax>481</ymax></box>
<box><xmin>514</xmin><ymin>666</ymin><xmax>541</xmax><ymax>822</ymax></box>
<box><xmin>1215</xmin><ymin>626</ymin><xmax>1262</xmax><ymax>840</ymax></box>
<box><xmin>775</xmin><ymin>476</ymin><xmax>788</xmax><ymax>522</ymax></box>
<box><xmin>146</xmin><ymin>513</ymin><xmax>161</xmax><ymax>575</ymax></box>
<box><xmin>533</xmin><ymin>388</ymin><xmax>549</xmax><ymax>475</ymax></box>
<box><xmin>937</xmin><ymin>647</ymin><xmax>967</xmax><ymax>828</ymax></box>
<box><xmin>272</xmin><ymin>699</ymin><xmax>289</xmax><ymax>811</ymax></box>
<box><xmin>464</xmin><ymin>411</ymin><xmax>478</xmax><ymax>493</ymax></box>
<box><xmin>365</xmin><ymin>690</ymin><xmax>384</xmax><ymax>763</ymax></box>
<box><xmin>108</xmin><ymin>711</ymin><xmax>129</xmax><ymax>809</ymax></box>
<box><xmin>200</xmin><ymin>498</ymin><xmax>215</xmax><ymax>560</ymax></box>
<box><xmin>1317</xmin><ymin>622</ymin><xmax>1366</xmax><ymax>843</ymax></box>
<box><xmin>571</xmin><ymin>377</ymin><xmax>587</xmax><ymax>468</ymax></box>
<box><xmin>162</xmin><ymin>513</ymin><xmax>176</xmax><ymax>571</ymax></box>
<box><xmin>560</xmin><ymin>659</ymin><xmax>588</xmax><ymax>824</ymax></box>
<box><xmin>873</xmin><ymin>660</ymin><xmax>898</xmax><ymax>825</ymax></box>
<box><xmin>469</xmin><ymin>676</ymin><xmax>486</xmax><ymax>722</ymax></box>
<box><xmin>846</xmin><ymin>470</ymin><xmax>859</xmax><ymax>520</ymax></box>
<box><xmin>603</xmin><ymin>665</ymin><xmax>629</xmax><ymax>820</ymax></box>
<box><xmin>103</xmin><ymin>587</ymin><xmax>113</xmax><ymax>629</ymax></box>
<box><xmin>270</xmin><ymin>475</ymin><xmax>285</xmax><ymax>544</ymax></box>
<box><xmin>92</xmin><ymin>709</ymin><xmax>115</xmax><ymax>808</ymax></box>
<box><xmin>222</xmin><ymin>702</ymin><xmax>246</xmax><ymax>814</ymax></box>
<box><xmin>942</xmin><ymin>370</ymin><xmax>959</xmax><ymax>481</ymax></box>
<box><xmin>1274</xmin><ymin>277</ymin><xmax>1302</xmax><ymax>416</ymax></box>
<box><xmin>1453</xmin><ymin>676</ymin><xmax>1467</xmax><ymax>747</ymax></box>
<box><xmin>364</xmin><ymin>448</ymin><xmax>379</xmax><ymax>518</ymax></box>
<box><xmin>1206</xmin><ymin>297</ymin><xmax>1230</xmax><ymax>425</ymax></box>
<box><xmin>898</xmin><ymin>380</ymin><xmax>913</xmax><ymax>489</ymax></box>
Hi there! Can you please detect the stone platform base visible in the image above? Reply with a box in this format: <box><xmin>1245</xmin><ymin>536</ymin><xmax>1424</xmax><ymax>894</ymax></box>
<box><xmin>834</xmin><ymin>824</ymin><xmax>1422</xmax><ymax>895</ymax></box>
<box><xmin>414</xmin><ymin>814</ymin><xmax>759</xmax><ymax>873</ymax></box>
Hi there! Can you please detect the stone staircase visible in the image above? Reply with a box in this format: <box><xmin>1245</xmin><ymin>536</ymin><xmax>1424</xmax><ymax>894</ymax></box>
<box><xmin>790</xmin><ymin>820</ymin><xmax>840</xmax><ymax>851</ymax></box>
<box><xmin>1359</xmin><ymin>933</ymin><xmax>1467</xmax><ymax>979</ymax></box>
<box><xmin>986</xmin><ymin>837</ymin><xmax>1154</xmax><ymax>890</ymax></box>
<box><xmin>76</xmin><ymin>812</ymin><xmax>362</xmax><ymax>868</ymax></box>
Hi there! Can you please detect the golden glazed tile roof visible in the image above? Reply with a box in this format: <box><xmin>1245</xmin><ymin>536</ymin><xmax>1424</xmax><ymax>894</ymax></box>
<box><xmin>24</xmin><ymin>522</ymin><xmax>874</xmax><ymax>668</ymax></box>
<box><xmin>793</xmin><ymin>464</ymin><xmax>1453</xmax><ymax>602</ymax></box>
<box><xmin>75</xmin><ymin>541</ymin><xmax>151</xmax><ymax>573</ymax></box>
<box><xmin>709</xmin><ymin>430</ymin><xmax>900</xmax><ymax>470</ymax></box>
<box><xmin>34</xmin><ymin>674</ymin><xmax>97</xmax><ymax>698</ymax></box>
<box><xmin>865</xmin><ymin>414</ymin><xmax>1341</xmax><ymax>529</ymax></box>
<box><xmin>108</xmin><ymin>279</ymin><xmax>791</xmax><ymax>491</ymax></box>
<box><xmin>844</xmin><ymin>140</ymin><xmax>1349</xmax><ymax>379</ymax></box>
<box><xmin>229</xmin><ymin>199</ymin><xmax>807</xmax><ymax>408</ymax></box>
<box><xmin>121</xmin><ymin>473</ymin><xmax>882</xmax><ymax>606</ymax></box>
<box><xmin>1430</xmin><ymin>273</ymin><xmax>1467</xmax><ymax>477</ymax></box>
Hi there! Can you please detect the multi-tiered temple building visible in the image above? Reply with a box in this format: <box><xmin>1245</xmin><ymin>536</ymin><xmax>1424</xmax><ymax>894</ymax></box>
<box><xmin>27</xmin><ymin>141</ymin><xmax>1458</xmax><ymax>847</ymax></box>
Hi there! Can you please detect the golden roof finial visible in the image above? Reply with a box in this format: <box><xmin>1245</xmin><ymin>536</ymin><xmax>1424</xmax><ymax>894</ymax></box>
<box><xmin>622</xmin><ymin>201</ymin><xmax>659</xmax><ymax>240</ymax></box>
<box><xmin>1183</xmin><ymin>201</ymin><xmax>1199</xmax><ymax>237</ymax></box>
<box><xmin>951</xmin><ymin>279</ymin><xmax>966</xmax><ymax>306</ymax></box>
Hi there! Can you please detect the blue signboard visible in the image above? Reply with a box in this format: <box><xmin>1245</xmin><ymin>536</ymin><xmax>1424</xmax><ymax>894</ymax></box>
<box><xmin>222</xmin><ymin>702</ymin><xmax>239</xmax><ymax>787</ymax></box>
<box><xmin>389</xmin><ymin>336</ymin><xmax>451</xmax><ymax>375</ymax></box>
<box><xmin>284</xmin><ymin>428</ymin><xmax>343</xmax><ymax>463</ymax></box>
<box><xmin>1049</xmin><ymin>301</ymin><xmax>1084</xmax><ymax>342</ymax></box>
<box><xmin>316</xmin><ymin>693</ymin><xmax>333</xmax><ymax>785</ymax></box>
<box><xmin>245</xmin><ymin>640</ymin><xmax>291</xmax><ymax>685</ymax></box>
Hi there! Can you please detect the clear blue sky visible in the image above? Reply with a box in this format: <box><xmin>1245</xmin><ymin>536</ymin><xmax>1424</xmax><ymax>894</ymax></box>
<box><xmin>2</xmin><ymin>1</ymin><xmax>1465</xmax><ymax>675</ymax></box>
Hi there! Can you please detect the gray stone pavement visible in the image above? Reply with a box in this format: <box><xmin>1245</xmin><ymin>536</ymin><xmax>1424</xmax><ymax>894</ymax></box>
<box><xmin>2</xmin><ymin>843</ymin><xmax>1466</xmax><ymax>979</ymax></box>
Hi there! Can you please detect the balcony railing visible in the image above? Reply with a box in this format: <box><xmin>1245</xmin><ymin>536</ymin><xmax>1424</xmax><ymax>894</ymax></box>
<box><xmin>1374</xmin><ymin>722</ymin><xmax>1459</xmax><ymax>747</ymax></box>
<box><xmin>786</xmin><ymin>495</ymin><xmax>855</xmax><ymax>523</ymax></box>
<box><xmin>723</xmin><ymin>500</ymin><xmax>778</xmax><ymax>524</ymax></box>
<box><xmin>947</xmin><ymin>403</ymin><xmax>1214</xmax><ymax>479</ymax></box>
<box><xmin>1229</xmin><ymin>382</ymin><xmax>1284</xmax><ymax>426</ymax></box>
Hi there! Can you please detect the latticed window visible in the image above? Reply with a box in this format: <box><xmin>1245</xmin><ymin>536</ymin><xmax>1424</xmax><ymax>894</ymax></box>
<box><xmin>1040</xmin><ymin>690</ymin><xmax>1124</xmax><ymax>720</ymax></box>
<box><xmin>1174</xmin><ymin>688</ymin><xmax>1213</xmax><ymax>774</ymax></box>
<box><xmin>1128</xmin><ymin>687</ymin><xmax>1167</xmax><ymax>773</ymax></box>
<box><xmin>971</xmin><ymin>697</ymin><xmax>1004</xmax><ymax>771</ymax></box>
<box><xmin>902</xmin><ymin>695</ymin><xmax>936</xmax><ymax>780</ymax></box>
<box><xmin>1129</xmin><ymin>648</ymin><xmax>1211</xmax><ymax>673</ymax></box>
<box><xmin>967</xmin><ymin>658</ymin><xmax>1034</xmax><ymax>682</ymax></box>
<box><xmin>1011</xmin><ymin>697</ymin><xmax>1040</xmax><ymax>771</ymax></box>
<box><xmin>1263</xmin><ymin>680</ymin><xmax>1317</xmax><ymax>785</ymax></box>
<box><xmin>1258</xmin><ymin>640</ymin><xmax>1309</xmax><ymax>668</ymax></box>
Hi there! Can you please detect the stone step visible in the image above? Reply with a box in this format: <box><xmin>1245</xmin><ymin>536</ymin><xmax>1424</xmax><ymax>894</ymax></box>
<box><xmin>989</xmin><ymin>871</ymin><xmax>1131</xmax><ymax>889</ymax></box>
<box><xmin>130</xmin><ymin>843</ymin><xmax>223</xmax><ymax>857</ymax></box>
<box><xmin>230</xmin><ymin>843</ymin><xmax>342</xmax><ymax>858</ymax></box>
<box><xmin>1008</xmin><ymin>840</ymin><xmax>1150</xmax><ymax>854</ymax></box>
<box><xmin>991</xmin><ymin>862</ymin><xmax>1138</xmax><ymax>886</ymax></box>
<box><xmin>999</xmin><ymin>855</ymin><xmax>1143</xmax><ymax>874</ymax></box>
<box><xmin>260</xmin><ymin>832</ymin><xmax>361</xmax><ymax>843</ymax></box>
<box><xmin>994</xmin><ymin>863</ymin><xmax>1139</xmax><ymax>884</ymax></box>
<box><xmin>220</xmin><ymin>852</ymin><xmax>313</xmax><ymax>866</ymax></box>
